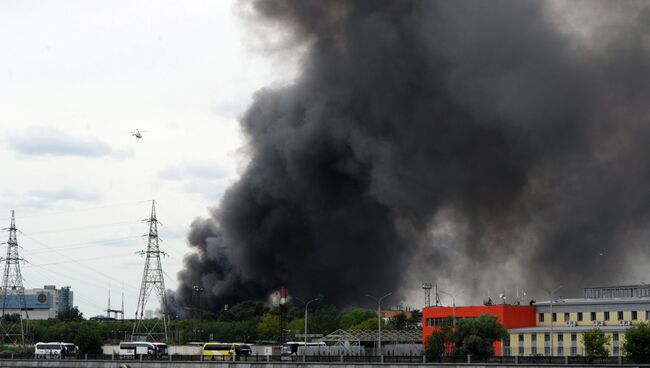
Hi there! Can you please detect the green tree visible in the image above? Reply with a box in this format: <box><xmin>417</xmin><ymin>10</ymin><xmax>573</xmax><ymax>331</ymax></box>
<box><xmin>387</xmin><ymin>313</ymin><xmax>408</xmax><ymax>330</ymax></box>
<box><xmin>350</xmin><ymin>317</ymin><xmax>386</xmax><ymax>330</ymax></box>
<box><xmin>582</xmin><ymin>328</ymin><xmax>610</xmax><ymax>363</ymax></box>
<box><xmin>75</xmin><ymin>325</ymin><xmax>103</xmax><ymax>355</ymax></box>
<box><xmin>306</xmin><ymin>304</ymin><xmax>339</xmax><ymax>335</ymax></box>
<box><xmin>424</xmin><ymin>331</ymin><xmax>446</xmax><ymax>361</ymax></box>
<box><xmin>219</xmin><ymin>301</ymin><xmax>268</xmax><ymax>322</ymax></box>
<box><xmin>288</xmin><ymin>317</ymin><xmax>305</xmax><ymax>333</ymax></box>
<box><xmin>622</xmin><ymin>322</ymin><xmax>650</xmax><ymax>362</ymax></box>
<box><xmin>56</xmin><ymin>306</ymin><xmax>84</xmax><ymax>322</ymax></box>
<box><xmin>256</xmin><ymin>313</ymin><xmax>280</xmax><ymax>340</ymax></box>
<box><xmin>339</xmin><ymin>308</ymin><xmax>377</xmax><ymax>329</ymax></box>
<box><xmin>453</xmin><ymin>314</ymin><xmax>507</xmax><ymax>358</ymax></box>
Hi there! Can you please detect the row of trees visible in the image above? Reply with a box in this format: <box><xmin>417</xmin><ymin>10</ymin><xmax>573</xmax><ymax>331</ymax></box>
<box><xmin>11</xmin><ymin>301</ymin><xmax>420</xmax><ymax>353</ymax></box>
<box><xmin>583</xmin><ymin>323</ymin><xmax>650</xmax><ymax>363</ymax></box>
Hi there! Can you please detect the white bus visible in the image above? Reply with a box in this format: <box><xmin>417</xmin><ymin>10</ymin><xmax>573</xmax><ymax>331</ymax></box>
<box><xmin>119</xmin><ymin>341</ymin><xmax>167</xmax><ymax>360</ymax></box>
<box><xmin>34</xmin><ymin>342</ymin><xmax>76</xmax><ymax>359</ymax></box>
<box><xmin>281</xmin><ymin>341</ymin><xmax>326</xmax><ymax>359</ymax></box>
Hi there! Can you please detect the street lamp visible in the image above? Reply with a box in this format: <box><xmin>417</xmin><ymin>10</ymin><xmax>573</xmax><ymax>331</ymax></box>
<box><xmin>295</xmin><ymin>297</ymin><xmax>320</xmax><ymax>347</ymax></box>
<box><xmin>548</xmin><ymin>285</ymin><xmax>563</xmax><ymax>357</ymax></box>
<box><xmin>365</xmin><ymin>292</ymin><xmax>392</xmax><ymax>356</ymax></box>
<box><xmin>439</xmin><ymin>290</ymin><xmax>463</xmax><ymax>328</ymax></box>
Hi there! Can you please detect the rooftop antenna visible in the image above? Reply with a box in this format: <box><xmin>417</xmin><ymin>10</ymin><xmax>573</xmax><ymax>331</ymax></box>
<box><xmin>132</xmin><ymin>200</ymin><xmax>168</xmax><ymax>341</ymax></box>
<box><xmin>0</xmin><ymin>211</ymin><xmax>28</xmax><ymax>346</ymax></box>
<box><xmin>434</xmin><ymin>284</ymin><xmax>441</xmax><ymax>307</ymax></box>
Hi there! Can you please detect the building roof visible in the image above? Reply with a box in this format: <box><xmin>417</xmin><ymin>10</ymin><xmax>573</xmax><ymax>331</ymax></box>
<box><xmin>534</xmin><ymin>297</ymin><xmax>650</xmax><ymax>307</ymax></box>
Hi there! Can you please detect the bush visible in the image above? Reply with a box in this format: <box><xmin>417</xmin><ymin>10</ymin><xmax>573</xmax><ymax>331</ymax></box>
<box><xmin>623</xmin><ymin>322</ymin><xmax>650</xmax><ymax>363</ymax></box>
<box><xmin>424</xmin><ymin>331</ymin><xmax>445</xmax><ymax>361</ymax></box>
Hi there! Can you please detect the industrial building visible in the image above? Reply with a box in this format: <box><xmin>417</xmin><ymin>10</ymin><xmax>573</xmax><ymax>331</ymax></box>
<box><xmin>0</xmin><ymin>285</ymin><xmax>73</xmax><ymax>320</ymax></box>
<box><xmin>422</xmin><ymin>284</ymin><xmax>650</xmax><ymax>357</ymax></box>
<box><xmin>509</xmin><ymin>284</ymin><xmax>650</xmax><ymax>357</ymax></box>
<box><xmin>422</xmin><ymin>304</ymin><xmax>536</xmax><ymax>355</ymax></box>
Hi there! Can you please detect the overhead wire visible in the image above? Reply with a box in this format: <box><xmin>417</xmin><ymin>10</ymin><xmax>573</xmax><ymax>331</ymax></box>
<box><xmin>0</xmin><ymin>200</ymin><xmax>151</xmax><ymax>222</ymax></box>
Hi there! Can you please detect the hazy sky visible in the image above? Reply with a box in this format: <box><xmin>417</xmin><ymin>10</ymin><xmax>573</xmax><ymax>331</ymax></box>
<box><xmin>0</xmin><ymin>1</ymin><xmax>296</xmax><ymax>318</ymax></box>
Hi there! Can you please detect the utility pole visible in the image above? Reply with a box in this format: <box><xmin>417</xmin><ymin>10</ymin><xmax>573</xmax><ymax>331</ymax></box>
<box><xmin>133</xmin><ymin>200</ymin><xmax>168</xmax><ymax>341</ymax></box>
<box><xmin>0</xmin><ymin>211</ymin><xmax>28</xmax><ymax>346</ymax></box>
<box><xmin>295</xmin><ymin>297</ymin><xmax>320</xmax><ymax>347</ymax></box>
<box><xmin>365</xmin><ymin>292</ymin><xmax>392</xmax><ymax>356</ymax></box>
<box><xmin>548</xmin><ymin>285</ymin><xmax>563</xmax><ymax>357</ymax></box>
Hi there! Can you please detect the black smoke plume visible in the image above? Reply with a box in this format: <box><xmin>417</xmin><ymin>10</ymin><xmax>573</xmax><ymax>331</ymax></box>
<box><xmin>174</xmin><ymin>0</ymin><xmax>650</xmax><ymax>312</ymax></box>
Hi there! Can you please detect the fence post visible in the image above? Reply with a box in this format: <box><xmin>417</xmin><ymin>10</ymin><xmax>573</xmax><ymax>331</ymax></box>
<box><xmin>266</xmin><ymin>354</ymin><xmax>270</xmax><ymax>362</ymax></box>
<box><xmin>514</xmin><ymin>355</ymin><xmax>518</xmax><ymax>365</ymax></box>
<box><xmin>380</xmin><ymin>354</ymin><xmax>384</xmax><ymax>364</ymax></box>
<box><xmin>467</xmin><ymin>354</ymin><xmax>471</xmax><ymax>364</ymax></box>
<box><xmin>422</xmin><ymin>354</ymin><xmax>426</xmax><ymax>364</ymax></box>
<box><xmin>618</xmin><ymin>355</ymin><xmax>622</xmax><ymax>364</ymax></box>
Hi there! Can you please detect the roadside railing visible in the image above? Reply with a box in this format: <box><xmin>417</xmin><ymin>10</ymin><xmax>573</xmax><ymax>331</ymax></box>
<box><xmin>0</xmin><ymin>352</ymin><xmax>650</xmax><ymax>364</ymax></box>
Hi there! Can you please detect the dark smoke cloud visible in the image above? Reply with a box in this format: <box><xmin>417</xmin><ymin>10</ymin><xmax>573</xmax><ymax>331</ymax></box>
<box><xmin>174</xmin><ymin>0</ymin><xmax>650</xmax><ymax>312</ymax></box>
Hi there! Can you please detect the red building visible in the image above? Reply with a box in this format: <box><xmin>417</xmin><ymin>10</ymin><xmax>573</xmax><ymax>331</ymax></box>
<box><xmin>422</xmin><ymin>305</ymin><xmax>536</xmax><ymax>356</ymax></box>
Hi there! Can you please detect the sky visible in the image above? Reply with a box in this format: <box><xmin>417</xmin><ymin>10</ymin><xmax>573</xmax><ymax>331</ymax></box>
<box><xmin>0</xmin><ymin>0</ymin><xmax>298</xmax><ymax>318</ymax></box>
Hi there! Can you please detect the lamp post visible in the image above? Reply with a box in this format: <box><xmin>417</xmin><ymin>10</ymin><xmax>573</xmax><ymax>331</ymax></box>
<box><xmin>295</xmin><ymin>297</ymin><xmax>320</xmax><ymax>347</ymax></box>
<box><xmin>439</xmin><ymin>290</ymin><xmax>463</xmax><ymax>328</ymax></box>
<box><xmin>365</xmin><ymin>292</ymin><xmax>392</xmax><ymax>356</ymax></box>
<box><xmin>548</xmin><ymin>285</ymin><xmax>563</xmax><ymax>357</ymax></box>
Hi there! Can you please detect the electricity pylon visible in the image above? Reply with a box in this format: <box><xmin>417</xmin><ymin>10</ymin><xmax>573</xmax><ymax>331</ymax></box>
<box><xmin>132</xmin><ymin>200</ymin><xmax>168</xmax><ymax>341</ymax></box>
<box><xmin>0</xmin><ymin>211</ymin><xmax>28</xmax><ymax>345</ymax></box>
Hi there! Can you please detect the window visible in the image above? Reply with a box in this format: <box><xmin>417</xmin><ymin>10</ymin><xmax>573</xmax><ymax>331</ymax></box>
<box><xmin>539</xmin><ymin>313</ymin><xmax>545</xmax><ymax>322</ymax></box>
<box><xmin>571</xmin><ymin>333</ymin><xmax>577</xmax><ymax>342</ymax></box>
<box><xmin>552</xmin><ymin>313</ymin><xmax>557</xmax><ymax>322</ymax></box>
<box><xmin>632</xmin><ymin>311</ymin><xmax>638</xmax><ymax>320</ymax></box>
<box><xmin>545</xmin><ymin>333</ymin><xmax>550</xmax><ymax>342</ymax></box>
<box><xmin>577</xmin><ymin>312</ymin><xmax>583</xmax><ymax>321</ymax></box>
<box><xmin>604</xmin><ymin>311</ymin><xmax>610</xmax><ymax>320</ymax></box>
<box><xmin>558</xmin><ymin>334</ymin><xmax>563</xmax><ymax>342</ymax></box>
<box><xmin>518</xmin><ymin>346</ymin><xmax>524</xmax><ymax>356</ymax></box>
<box><xmin>558</xmin><ymin>346</ymin><xmax>564</xmax><ymax>355</ymax></box>
<box><xmin>618</xmin><ymin>311</ymin><xmax>624</xmax><ymax>320</ymax></box>
<box><xmin>571</xmin><ymin>347</ymin><xmax>577</xmax><ymax>356</ymax></box>
<box><xmin>564</xmin><ymin>312</ymin><xmax>570</xmax><ymax>321</ymax></box>
<box><xmin>646</xmin><ymin>310</ymin><xmax>650</xmax><ymax>321</ymax></box>
<box><xmin>519</xmin><ymin>334</ymin><xmax>524</xmax><ymax>342</ymax></box>
<box><xmin>544</xmin><ymin>347</ymin><xmax>550</xmax><ymax>355</ymax></box>
<box><xmin>591</xmin><ymin>312</ymin><xmax>597</xmax><ymax>321</ymax></box>
<box><xmin>532</xmin><ymin>334</ymin><xmax>537</xmax><ymax>343</ymax></box>
<box><xmin>531</xmin><ymin>346</ymin><xmax>537</xmax><ymax>355</ymax></box>
<box><xmin>613</xmin><ymin>333</ymin><xmax>619</xmax><ymax>342</ymax></box>
<box><xmin>614</xmin><ymin>347</ymin><xmax>619</xmax><ymax>356</ymax></box>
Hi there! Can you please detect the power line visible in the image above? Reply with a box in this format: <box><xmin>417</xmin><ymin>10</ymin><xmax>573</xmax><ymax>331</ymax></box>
<box><xmin>21</xmin><ymin>235</ymin><xmax>142</xmax><ymax>256</ymax></box>
<box><xmin>23</xmin><ymin>220</ymin><xmax>142</xmax><ymax>236</ymax></box>
<box><xmin>20</xmin><ymin>233</ymin><xmax>139</xmax><ymax>292</ymax></box>
<box><xmin>0</xmin><ymin>200</ymin><xmax>151</xmax><ymax>222</ymax></box>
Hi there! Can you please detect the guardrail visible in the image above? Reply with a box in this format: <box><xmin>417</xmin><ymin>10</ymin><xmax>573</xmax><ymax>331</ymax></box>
<box><xmin>0</xmin><ymin>353</ymin><xmax>649</xmax><ymax>364</ymax></box>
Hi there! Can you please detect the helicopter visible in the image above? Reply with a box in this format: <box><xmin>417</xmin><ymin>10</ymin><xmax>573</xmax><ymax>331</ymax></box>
<box><xmin>130</xmin><ymin>129</ymin><xmax>147</xmax><ymax>141</ymax></box>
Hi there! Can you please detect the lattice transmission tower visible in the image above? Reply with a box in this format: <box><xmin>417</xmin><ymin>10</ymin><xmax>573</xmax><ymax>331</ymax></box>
<box><xmin>132</xmin><ymin>200</ymin><xmax>168</xmax><ymax>341</ymax></box>
<box><xmin>0</xmin><ymin>211</ymin><xmax>28</xmax><ymax>345</ymax></box>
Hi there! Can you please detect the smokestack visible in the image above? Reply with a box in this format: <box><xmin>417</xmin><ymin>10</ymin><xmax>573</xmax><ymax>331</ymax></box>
<box><xmin>173</xmin><ymin>0</ymin><xmax>650</xmax><ymax>312</ymax></box>
<box><xmin>280</xmin><ymin>286</ymin><xmax>287</xmax><ymax>305</ymax></box>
